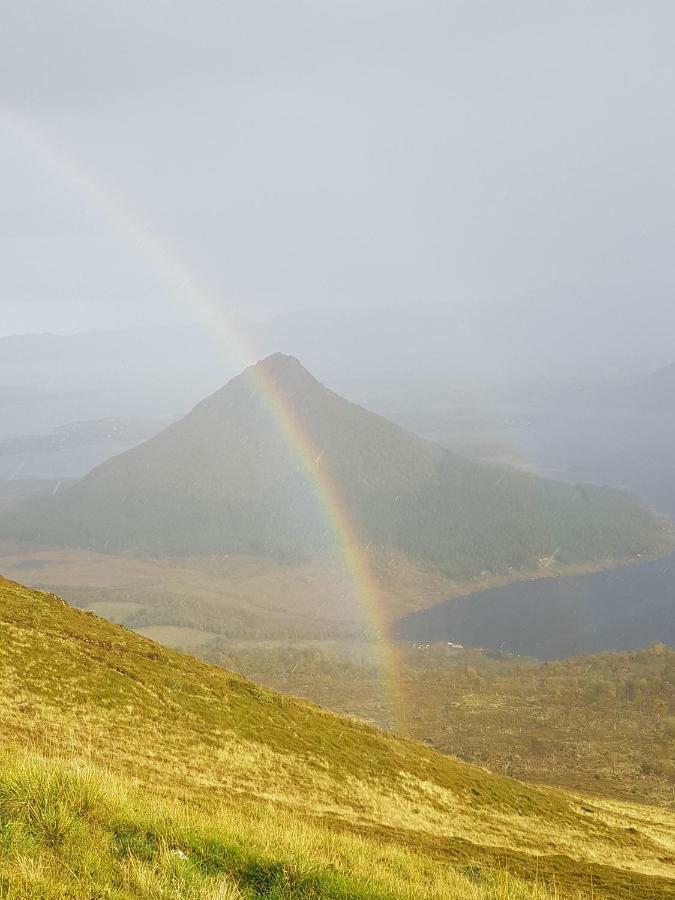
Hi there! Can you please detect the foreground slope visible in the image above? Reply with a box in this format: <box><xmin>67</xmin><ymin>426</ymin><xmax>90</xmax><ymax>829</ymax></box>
<box><xmin>214</xmin><ymin>641</ymin><xmax>674</xmax><ymax>808</ymax></box>
<box><xmin>6</xmin><ymin>355</ymin><xmax>670</xmax><ymax>589</ymax></box>
<box><xmin>1</xmin><ymin>577</ymin><xmax>674</xmax><ymax>899</ymax></box>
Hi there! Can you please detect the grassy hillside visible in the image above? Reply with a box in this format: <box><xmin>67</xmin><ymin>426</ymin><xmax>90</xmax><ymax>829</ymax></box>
<box><xmin>207</xmin><ymin>641</ymin><xmax>675</xmax><ymax>808</ymax></box>
<box><xmin>5</xmin><ymin>355</ymin><xmax>671</xmax><ymax>590</ymax></box>
<box><xmin>1</xmin><ymin>577</ymin><xmax>675</xmax><ymax>898</ymax></box>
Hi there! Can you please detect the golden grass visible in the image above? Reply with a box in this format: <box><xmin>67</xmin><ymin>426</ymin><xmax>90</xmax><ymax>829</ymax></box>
<box><xmin>1</xmin><ymin>576</ymin><xmax>674</xmax><ymax>898</ymax></box>
<box><xmin>0</xmin><ymin>749</ymin><xmax>574</xmax><ymax>900</ymax></box>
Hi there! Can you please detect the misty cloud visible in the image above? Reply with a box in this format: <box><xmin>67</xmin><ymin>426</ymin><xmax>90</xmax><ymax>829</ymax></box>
<box><xmin>1</xmin><ymin>1</ymin><xmax>674</xmax><ymax>337</ymax></box>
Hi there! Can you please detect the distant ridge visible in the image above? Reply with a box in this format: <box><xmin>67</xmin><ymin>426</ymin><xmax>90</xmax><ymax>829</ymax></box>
<box><xmin>617</xmin><ymin>360</ymin><xmax>675</xmax><ymax>409</ymax></box>
<box><xmin>6</xmin><ymin>354</ymin><xmax>670</xmax><ymax>587</ymax></box>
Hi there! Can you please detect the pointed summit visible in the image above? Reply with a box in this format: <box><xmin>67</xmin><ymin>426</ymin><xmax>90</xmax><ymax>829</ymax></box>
<box><xmin>190</xmin><ymin>352</ymin><xmax>322</xmax><ymax>418</ymax></box>
<box><xmin>254</xmin><ymin>351</ymin><xmax>307</xmax><ymax>375</ymax></box>
<box><xmin>249</xmin><ymin>352</ymin><xmax>322</xmax><ymax>393</ymax></box>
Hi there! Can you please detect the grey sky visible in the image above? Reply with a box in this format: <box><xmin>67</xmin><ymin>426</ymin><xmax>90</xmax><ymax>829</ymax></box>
<box><xmin>1</xmin><ymin>1</ymin><xmax>674</xmax><ymax>339</ymax></box>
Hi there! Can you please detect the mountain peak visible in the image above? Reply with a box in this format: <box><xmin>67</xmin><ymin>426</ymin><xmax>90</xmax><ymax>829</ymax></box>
<box><xmin>8</xmin><ymin>352</ymin><xmax>668</xmax><ymax>578</ymax></box>
<box><xmin>253</xmin><ymin>352</ymin><xmax>310</xmax><ymax>375</ymax></box>
<box><xmin>248</xmin><ymin>352</ymin><xmax>320</xmax><ymax>392</ymax></box>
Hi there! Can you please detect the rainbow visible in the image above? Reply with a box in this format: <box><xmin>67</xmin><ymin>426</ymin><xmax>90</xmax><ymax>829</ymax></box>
<box><xmin>2</xmin><ymin>107</ymin><xmax>406</xmax><ymax>726</ymax></box>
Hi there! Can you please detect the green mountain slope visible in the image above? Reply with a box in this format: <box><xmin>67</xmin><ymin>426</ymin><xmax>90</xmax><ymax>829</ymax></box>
<box><xmin>1</xmin><ymin>576</ymin><xmax>674</xmax><ymax>898</ymax></box>
<box><xmin>6</xmin><ymin>355</ymin><xmax>671</xmax><ymax>583</ymax></box>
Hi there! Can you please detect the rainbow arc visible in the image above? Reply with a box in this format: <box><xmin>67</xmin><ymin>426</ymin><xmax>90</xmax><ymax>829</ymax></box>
<box><xmin>3</xmin><ymin>107</ymin><xmax>406</xmax><ymax>726</ymax></box>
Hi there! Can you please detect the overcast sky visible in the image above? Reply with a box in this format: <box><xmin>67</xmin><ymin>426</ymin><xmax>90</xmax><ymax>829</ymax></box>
<box><xmin>1</xmin><ymin>0</ymin><xmax>674</xmax><ymax>339</ymax></box>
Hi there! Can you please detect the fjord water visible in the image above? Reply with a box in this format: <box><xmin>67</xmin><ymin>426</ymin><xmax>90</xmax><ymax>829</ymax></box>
<box><xmin>395</xmin><ymin>552</ymin><xmax>675</xmax><ymax>659</ymax></box>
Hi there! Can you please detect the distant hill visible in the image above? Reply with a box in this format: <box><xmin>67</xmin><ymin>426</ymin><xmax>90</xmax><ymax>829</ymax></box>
<box><xmin>0</xmin><ymin>417</ymin><xmax>168</xmax><ymax>456</ymax></box>
<box><xmin>0</xmin><ymin>327</ymin><xmax>226</xmax><ymax>396</ymax></box>
<box><xmin>0</xmin><ymin>326</ymin><xmax>230</xmax><ymax>439</ymax></box>
<box><xmin>0</xmin><ymin>417</ymin><xmax>169</xmax><ymax>481</ymax></box>
<box><xmin>614</xmin><ymin>361</ymin><xmax>675</xmax><ymax>409</ymax></box>
<box><xmin>7</xmin><ymin>354</ymin><xmax>671</xmax><ymax>585</ymax></box>
<box><xmin>1</xmin><ymin>576</ymin><xmax>673</xmax><ymax>899</ymax></box>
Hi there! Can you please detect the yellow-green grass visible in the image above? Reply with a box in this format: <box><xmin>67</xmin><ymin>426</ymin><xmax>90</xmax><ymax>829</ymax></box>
<box><xmin>1</xmin><ymin>577</ymin><xmax>674</xmax><ymax>898</ymax></box>
<box><xmin>0</xmin><ymin>749</ymin><xmax>581</xmax><ymax>899</ymax></box>
<box><xmin>216</xmin><ymin>642</ymin><xmax>675</xmax><ymax>808</ymax></box>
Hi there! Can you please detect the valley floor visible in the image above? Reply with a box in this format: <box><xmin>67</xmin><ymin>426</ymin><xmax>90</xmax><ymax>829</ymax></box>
<box><xmin>0</xmin><ymin>539</ymin><xmax>662</xmax><ymax>643</ymax></box>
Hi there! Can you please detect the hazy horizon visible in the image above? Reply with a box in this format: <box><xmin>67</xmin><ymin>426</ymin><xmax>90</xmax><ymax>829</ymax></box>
<box><xmin>2</xmin><ymin>0</ymin><xmax>675</xmax><ymax>378</ymax></box>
